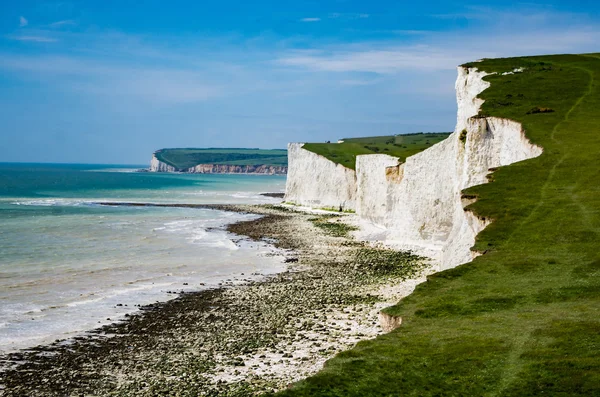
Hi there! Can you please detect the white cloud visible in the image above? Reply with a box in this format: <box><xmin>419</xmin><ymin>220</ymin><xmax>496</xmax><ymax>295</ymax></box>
<box><xmin>276</xmin><ymin>47</ymin><xmax>472</xmax><ymax>73</ymax></box>
<box><xmin>328</xmin><ymin>13</ymin><xmax>369</xmax><ymax>20</ymax></box>
<box><xmin>19</xmin><ymin>16</ymin><xmax>28</xmax><ymax>27</ymax></box>
<box><xmin>3</xmin><ymin>8</ymin><xmax>600</xmax><ymax>108</ymax></box>
<box><xmin>276</xmin><ymin>24</ymin><xmax>600</xmax><ymax>75</ymax></box>
<box><xmin>0</xmin><ymin>54</ymin><xmax>225</xmax><ymax>104</ymax></box>
<box><xmin>72</xmin><ymin>72</ymin><xmax>223</xmax><ymax>104</ymax></box>
<box><xmin>10</xmin><ymin>36</ymin><xmax>58</xmax><ymax>43</ymax></box>
<box><xmin>49</xmin><ymin>20</ymin><xmax>76</xmax><ymax>28</ymax></box>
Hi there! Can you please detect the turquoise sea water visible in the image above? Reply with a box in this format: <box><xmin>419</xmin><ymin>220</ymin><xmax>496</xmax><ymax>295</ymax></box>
<box><xmin>0</xmin><ymin>163</ymin><xmax>287</xmax><ymax>353</ymax></box>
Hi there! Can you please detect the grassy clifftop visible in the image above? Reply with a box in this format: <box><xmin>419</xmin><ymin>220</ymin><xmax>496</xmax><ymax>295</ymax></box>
<box><xmin>275</xmin><ymin>53</ymin><xmax>600</xmax><ymax>396</ymax></box>
<box><xmin>302</xmin><ymin>133</ymin><xmax>450</xmax><ymax>170</ymax></box>
<box><xmin>154</xmin><ymin>148</ymin><xmax>287</xmax><ymax>170</ymax></box>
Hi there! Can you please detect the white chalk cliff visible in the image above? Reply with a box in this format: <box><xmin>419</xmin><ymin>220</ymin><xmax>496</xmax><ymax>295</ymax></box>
<box><xmin>150</xmin><ymin>155</ymin><xmax>177</xmax><ymax>173</ymax></box>
<box><xmin>149</xmin><ymin>153</ymin><xmax>287</xmax><ymax>175</ymax></box>
<box><xmin>285</xmin><ymin>143</ymin><xmax>357</xmax><ymax>210</ymax></box>
<box><xmin>285</xmin><ymin>66</ymin><xmax>543</xmax><ymax>269</ymax></box>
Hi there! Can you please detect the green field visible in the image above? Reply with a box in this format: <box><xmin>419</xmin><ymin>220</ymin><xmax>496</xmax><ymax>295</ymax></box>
<box><xmin>275</xmin><ymin>54</ymin><xmax>600</xmax><ymax>396</ymax></box>
<box><xmin>154</xmin><ymin>148</ymin><xmax>287</xmax><ymax>170</ymax></box>
<box><xmin>302</xmin><ymin>133</ymin><xmax>451</xmax><ymax>170</ymax></box>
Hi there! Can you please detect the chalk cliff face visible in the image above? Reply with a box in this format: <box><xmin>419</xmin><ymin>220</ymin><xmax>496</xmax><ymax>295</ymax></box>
<box><xmin>355</xmin><ymin>67</ymin><xmax>542</xmax><ymax>268</ymax></box>
<box><xmin>150</xmin><ymin>155</ymin><xmax>177</xmax><ymax>172</ymax></box>
<box><xmin>286</xmin><ymin>66</ymin><xmax>543</xmax><ymax>269</ymax></box>
<box><xmin>455</xmin><ymin>67</ymin><xmax>491</xmax><ymax>132</ymax></box>
<box><xmin>187</xmin><ymin>164</ymin><xmax>287</xmax><ymax>175</ymax></box>
<box><xmin>149</xmin><ymin>154</ymin><xmax>287</xmax><ymax>175</ymax></box>
<box><xmin>284</xmin><ymin>143</ymin><xmax>357</xmax><ymax>210</ymax></box>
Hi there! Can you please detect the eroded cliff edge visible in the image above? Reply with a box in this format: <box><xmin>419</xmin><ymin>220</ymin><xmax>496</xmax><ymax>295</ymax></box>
<box><xmin>285</xmin><ymin>66</ymin><xmax>542</xmax><ymax>269</ymax></box>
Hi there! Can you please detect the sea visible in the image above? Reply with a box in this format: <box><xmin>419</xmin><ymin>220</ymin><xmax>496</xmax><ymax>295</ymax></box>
<box><xmin>0</xmin><ymin>163</ymin><xmax>287</xmax><ymax>354</ymax></box>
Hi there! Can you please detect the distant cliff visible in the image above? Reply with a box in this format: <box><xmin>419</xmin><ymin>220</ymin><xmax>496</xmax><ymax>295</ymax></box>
<box><xmin>149</xmin><ymin>153</ymin><xmax>287</xmax><ymax>174</ymax></box>
<box><xmin>148</xmin><ymin>148</ymin><xmax>288</xmax><ymax>174</ymax></box>
<box><xmin>149</xmin><ymin>155</ymin><xmax>177</xmax><ymax>172</ymax></box>
<box><xmin>187</xmin><ymin>163</ymin><xmax>287</xmax><ymax>174</ymax></box>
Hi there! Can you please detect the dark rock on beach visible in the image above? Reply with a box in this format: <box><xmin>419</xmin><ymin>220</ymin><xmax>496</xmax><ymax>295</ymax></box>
<box><xmin>260</xmin><ymin>193</ymin><xmax>285</xmax><ymax>199</ymax></box>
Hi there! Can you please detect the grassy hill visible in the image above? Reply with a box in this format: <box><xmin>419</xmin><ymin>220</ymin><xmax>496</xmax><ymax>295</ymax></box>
<box><xmin>154</xmin><ymin>148</ymin><xmax>287</xmax><ymax>170</ymax></box>
<box><xmin>302</xmin><ymin>133</ymin><xmax>451</xmax><ymax>170</ymax></box>
<box><xmin>275</xmin><ymin>53</ymin><xmax>600</xmax><ymax>396</ymax></box>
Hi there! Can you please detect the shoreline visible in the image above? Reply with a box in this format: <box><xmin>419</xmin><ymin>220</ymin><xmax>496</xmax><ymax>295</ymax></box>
<box><xmin>0</xmin><ymin>203</ymin><xmax>285</xmax><ymax>356</ymax></box>
<box><xmin>0</xmin><ymin>204</ymin><xmax>430</xmax><ymax>396</ymax></box>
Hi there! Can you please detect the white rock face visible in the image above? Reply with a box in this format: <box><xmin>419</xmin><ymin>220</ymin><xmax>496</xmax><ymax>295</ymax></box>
<box><xmin>355</xmin><ymin>67</ymin><xmax>543</xmax><ymax>269</ymax></box>
<box><xmin>356</xmin><ymin>154</ymin><xmax>403</xmax><ymax>225</ymax></box>
<box><xmin>149</xmin><ymin>154</ymin><xmax>287</xmax><ymax>174</ymax></box>
<box><xmin>284</xmin><ymin>143</ymin><xmax>357</xmax><ymax>210</ymax></box>
<box><xmin>187</xmin><ymin>164</ymin><xmax>287</xmax><ymax>174</ymax></box>
<box><xmin>455</xmin><ymin>67</ymin><xmax>490</xmax><ymax>133</ymax></box>
<box><xmin>149</xmin><ymin>154</ymin><xmax>177</xmax><ymax>172</ymax></box>
<box><xmin>284</xmin><ymin>66</ymin><xmax>543</xmax><ymax>269</ymax></box>
<box><xmin>273</xmin><ymin>66</ymin><xmax>546</xmax><ymax>343</ymax></box>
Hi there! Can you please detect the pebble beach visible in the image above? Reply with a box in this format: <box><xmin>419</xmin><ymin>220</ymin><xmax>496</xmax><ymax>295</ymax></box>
<box><xmin>0</xmin><ymin>204</ymin><xmax>430</xmax><ymax>396</ymax></box>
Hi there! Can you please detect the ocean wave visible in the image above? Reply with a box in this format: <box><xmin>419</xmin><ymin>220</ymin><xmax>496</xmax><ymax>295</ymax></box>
<box><xmin>187</xmin><ymin>229</ymin><xmax>208</xmax><ymax>242</ymax></box>
<box><xmin>11</xmin><ymin>199</ymin><xmax>98</xmax><ymax>207</ymax></box>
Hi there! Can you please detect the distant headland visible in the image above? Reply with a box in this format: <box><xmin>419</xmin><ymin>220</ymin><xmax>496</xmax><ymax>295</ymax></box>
<box><xmin>147</xmin><ymin>148</ymin><xmax>288</xmax><ymax>174</ymax></box>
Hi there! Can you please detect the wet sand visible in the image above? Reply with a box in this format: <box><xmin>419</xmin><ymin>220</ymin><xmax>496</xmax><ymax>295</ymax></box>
<box><xmin>0</xmin><ymin>204</ymin><xmax>428</xmax><ymax>396</ymax></box>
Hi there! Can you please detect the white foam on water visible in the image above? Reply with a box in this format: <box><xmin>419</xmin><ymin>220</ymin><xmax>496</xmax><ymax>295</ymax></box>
<box><xmin>12</xmin><ymin>199</ymin><xmax>95</xmax><ymax>207</ymax></box>
<box><xmin>0</xmin><ymin>203</ymin><xmax>286</xmax><ymax>354</ymax></box>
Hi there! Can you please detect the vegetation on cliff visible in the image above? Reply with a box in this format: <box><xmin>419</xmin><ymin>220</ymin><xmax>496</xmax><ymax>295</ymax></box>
<box><xmin>154</xmin><ymin>148</ymin><xmax>287</xmax><ymax>171</ymax></box>
<box><xmin>302</xmin><ymin>133</ymin><xmax>450</xmax><ymax>170</ymax></box>
<box><xmin>276</xmin><ymin>53</ymin><xmax>600</xmax><ymax>396</ymax></box>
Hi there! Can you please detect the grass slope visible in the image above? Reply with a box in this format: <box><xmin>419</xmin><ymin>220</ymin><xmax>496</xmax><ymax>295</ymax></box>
<box><xmin>302</xmin><ymin>133</ymin><xmax>450</xmax><ymax>170</ymax></box>
<box><xmin>154</xmin><ymin>148</ymin><xmax>287</xmax><ymax>170</ymax></box>
<box><xmin>274</xmin><ymin>53</ymin><xmax>600</xmax><ymax>396</ymax></box>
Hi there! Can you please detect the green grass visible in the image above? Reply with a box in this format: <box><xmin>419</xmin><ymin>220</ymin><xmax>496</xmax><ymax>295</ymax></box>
<box><xmin>319</xmin><ymin>206</ymin><xmax>356</xmax><ymax>213</ymax></box>
<box><xmin>309</xmin><ymin>216</ymin><xmax>359</xmax><ymax>238</ymax></box>
<box><xmin>302</xmin><ymin>133</ymin><xmax>451</xmax><ymax>170</ymax></box>
<box><xmin>154</xmin><ymin>148</ymin><xmax>287</xmax><ymax>170</ymax></box>
<box><xmin>274</xmin><ymin>53</ymin><xmax>600</xmax><ymax>396</ymax></box>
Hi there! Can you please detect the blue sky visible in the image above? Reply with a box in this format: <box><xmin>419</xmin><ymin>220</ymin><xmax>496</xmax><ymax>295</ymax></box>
<box><xmin>0</xmin><ymin>1</ymin><xmax>598</xmax><ymax>164</ymax></box>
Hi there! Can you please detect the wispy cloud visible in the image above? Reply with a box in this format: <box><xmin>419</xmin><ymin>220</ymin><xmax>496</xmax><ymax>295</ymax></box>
<box><xmin>328</xmin><ymin>13</ymin><xmax>369</xmax><ymax>20</ymax></box>
<box><xmin>4</xmin><ymin>8</ymin><xmax>600</xmax><ymax>108</ymax></box>
<box><xmin>276</xmin><ymin>47</ymin><xmax>472</xmax><ymax>73</ymax></box>
<box><xmin>72</xmin><ymin>71</ymin><xmax>223</xmax><ymax>104</ymax></box>
<box><xmin>0</xmin><ymin>53</ymin><xmax>229</xmax><ymax>104</ymax></box>
<box><xmin>19</xmin><ymin>16</ymin><xmax>28</xmax><ymax>27</ymax></box>
<box><xmin>276</xmin><ymin>19</ymin><xmax>600</xmax><ymax>75</ymax></box>
<box><xmin>10</xmin><ymin>35</ymin><xmax>58</xmax><ymax>43</ymax></box>
<box><xmin>49</xmin><ymin>20</ymin><xmax>76</xmax><ymax>28</ymax></box>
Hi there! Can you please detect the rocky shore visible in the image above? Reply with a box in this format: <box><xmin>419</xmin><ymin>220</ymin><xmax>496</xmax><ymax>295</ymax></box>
<box><xmin>0</xmin><ymin>204</ymin><xmax>429</xmax><ymax>396</ymax></box>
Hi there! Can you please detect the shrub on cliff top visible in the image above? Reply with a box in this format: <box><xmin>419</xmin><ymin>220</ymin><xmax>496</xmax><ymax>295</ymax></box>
<box><xmin>526</xmin><ymin>106</ymin><xmax>555</xmax><ymax>114</ymax></box>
